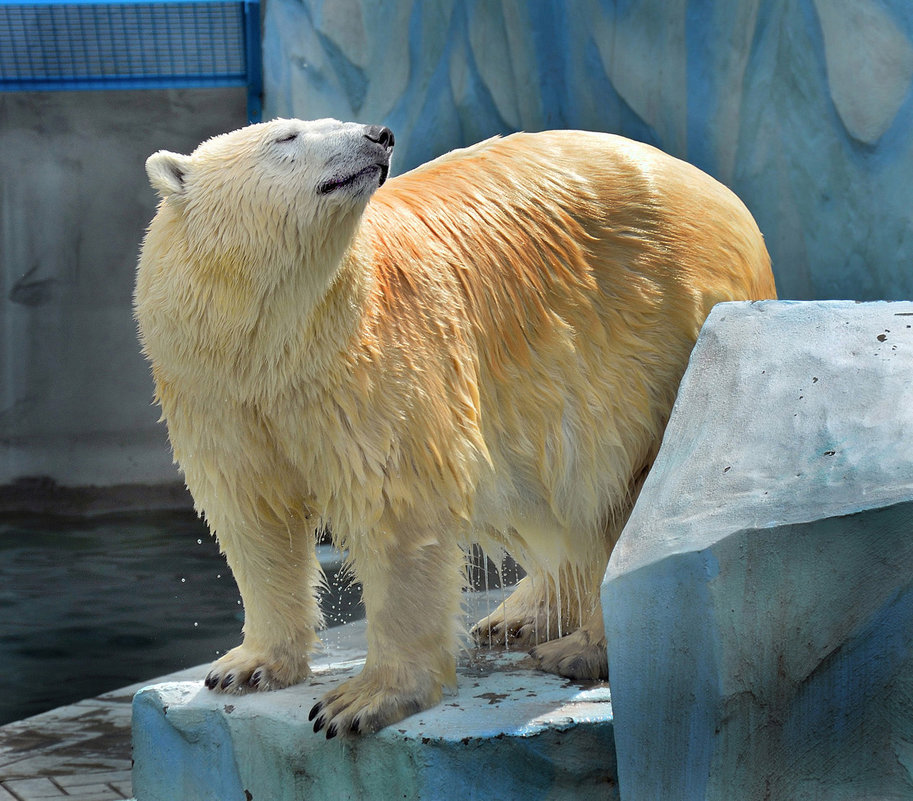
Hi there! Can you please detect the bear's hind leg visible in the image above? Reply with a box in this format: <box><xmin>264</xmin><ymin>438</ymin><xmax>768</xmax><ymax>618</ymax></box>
<box><xmin>204</xmin><ymin>516</ymin><xmax>323</xmax><ymax>694</ymax></box>
<box><xmin>526</xmin><ymin>496</ymin><xmax>642</xmax><ymax>681</ymax></box>
<box><xmin>470</xmin><ymin>563</ymin><xmax>591</xmax><ymax>650</ymax></box>
<box><xmin>471</xmin><ymin>560</ymin><xmax>608</xmax><ymax>680</ymax></box>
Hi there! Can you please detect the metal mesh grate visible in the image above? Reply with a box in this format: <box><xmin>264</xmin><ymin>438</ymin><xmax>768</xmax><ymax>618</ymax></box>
<box><xmin>0</xmin><ymin>0</ymin><xmax>261</xmax><ymax>118</ymax></box>
<box><xmin>1</xmin><ymin>2</ymin><xmax>245</xmax><ymax>88</ymax></box>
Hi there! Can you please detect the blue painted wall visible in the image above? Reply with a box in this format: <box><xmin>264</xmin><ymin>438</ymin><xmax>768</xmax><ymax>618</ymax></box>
<box><xmin>264</xmin><ymin>0</ymin><xmax>913</xmax><ymax>302</ymax></box>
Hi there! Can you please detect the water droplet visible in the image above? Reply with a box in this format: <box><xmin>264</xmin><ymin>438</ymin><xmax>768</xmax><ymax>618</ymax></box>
<box><xmin>194</xmin><ymin>622</ymin><xmax>199</xmax><ymax>627</ymax></box>
<box><xmin>197</xmin><ymin>539</ymin><xmax>202</xmax><ymax>545</ymax></box>
<box><xmin>181</xmin><ymin>577</ymin><xmax>186</xmax><ymax>583</ymax></box>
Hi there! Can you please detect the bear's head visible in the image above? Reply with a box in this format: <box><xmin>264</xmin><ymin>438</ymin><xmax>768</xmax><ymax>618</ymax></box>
<box><xmin>144</xmin><ymin>118</ymin><xmax>395</xmax><ymax>285</ymax></box>
<box><xmin>137</xmin><ymin>119</ymin><xmax>394</xmax><ymax>392</ymax></box>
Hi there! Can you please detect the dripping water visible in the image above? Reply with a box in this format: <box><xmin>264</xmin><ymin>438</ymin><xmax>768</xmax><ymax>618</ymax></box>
<box><xmin>465</xmin><ymin>545</ymin><xmax>524</xmax><ymax>654</ymax></box>
<box><xmin>556</xmin><ymin>569</ymin><xmax>563</xmax><ymax>640</ymax></box>
<box><xmin>575</xmin><ymin>569</ymin><xmax>584</xmax><ymax>638</ymax></box>
<box><xmin>484</xmin><ymin>551</ymin><xmax>492</xmax><ymax>649</ymax></box>
<box><xmin>500</xmin><ymin>552</ymin><xmax>509</xmax><ymax>652</ymax></box>
<box><xmin>544</xmin><ymin>579</ymin><xmax>551</xmax><ymax>644</ymax></box>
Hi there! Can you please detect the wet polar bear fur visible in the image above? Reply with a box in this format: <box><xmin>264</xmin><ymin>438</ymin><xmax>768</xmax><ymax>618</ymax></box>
<box><xmin>135</xmin><ymin>118</ymin><xmax>777</xmax><ymax>736</ymax></box>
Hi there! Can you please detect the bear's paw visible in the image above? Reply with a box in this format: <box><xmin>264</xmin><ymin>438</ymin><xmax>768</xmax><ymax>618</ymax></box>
<box><xmin>309</xmin><ymin>669</ymin><xmax>442</xmax><ymax>738</ymax></box>
<box><xmin>529</xmin><ymin>628</ymin><xmax>608</xmax><ymax>681</ymax></box>
<box><xmin>204</xmin><ymin>644</ymin><xmax>311</xmax><ymax>694</ymax></box>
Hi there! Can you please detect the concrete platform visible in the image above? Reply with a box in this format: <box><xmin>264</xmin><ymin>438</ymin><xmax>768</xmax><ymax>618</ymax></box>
<box><xmin>132</xmin><ymin>649</ymin><xmax>616</xmax><ymax>801</ymax></box>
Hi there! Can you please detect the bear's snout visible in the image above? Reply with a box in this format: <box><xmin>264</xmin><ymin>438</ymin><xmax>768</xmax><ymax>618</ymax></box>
<box><xmin>364</xmin><ymin>125</ymin><xmax>395</xmax><ymax>151</ymax></box>
<box><xmin>361</xmin><ymin>124</ymin><xmax>394</xmax><ymax>188</ymax></box>
<box><xmin>316</xmin><ymin>124</ymin><xmax>395</xmax><ymax>196</ymax></box>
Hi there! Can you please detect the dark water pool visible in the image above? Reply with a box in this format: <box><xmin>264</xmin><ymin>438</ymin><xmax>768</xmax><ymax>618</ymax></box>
<box><xmin>0</xmin><ymin>510</ymin><xmax>363</xmax><ymax>726</ymax></box>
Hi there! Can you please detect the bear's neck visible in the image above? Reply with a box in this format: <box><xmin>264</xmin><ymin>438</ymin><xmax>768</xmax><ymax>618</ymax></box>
<box><xmin>231</xmin><ymin>242</ymin><xmax>370</xmax><ymax>403</ymax></box>
<box><xmin>161</xmin><ymin>216</ymin><xmax>372</xmax><ymax>406</ymax></box>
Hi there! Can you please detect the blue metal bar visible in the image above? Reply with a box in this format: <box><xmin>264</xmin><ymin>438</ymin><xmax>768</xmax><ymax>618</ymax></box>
<box><xmin>0</xmin><ymin>0</ymin><xmax>242</xmax><ymax>6</ymax></box>
<box><xmin>0</xmin><ymin>74</ymin><xmax>247</xmax><ymax>89</ymax></box>
<box><xmin>243</xmin><ymin>0</ymin><xmax>260</xmax><ymax>121</ymax></box>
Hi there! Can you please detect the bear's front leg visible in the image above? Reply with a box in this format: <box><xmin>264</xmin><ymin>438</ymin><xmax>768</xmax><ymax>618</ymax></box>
<box><xmin>203</xmin><ymin>517</ymin><xmax>324</xmax><ymax>694</ymax></box>
<box><xmin>310</xmin><ymin>538</ymin><xmax>464</xmax><ymax>736</ymax></box>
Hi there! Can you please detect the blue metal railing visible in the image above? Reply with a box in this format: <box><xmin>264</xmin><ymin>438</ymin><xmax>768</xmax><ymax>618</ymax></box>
<box><xmin>0</xmin><ymin>0</ymin><xmax>261</xmax><ymax>121</ymax></box>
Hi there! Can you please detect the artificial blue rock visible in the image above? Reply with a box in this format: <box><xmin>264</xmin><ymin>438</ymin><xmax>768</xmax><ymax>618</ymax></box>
<box><xmin>132</xmin><ymin>647</ymin><xmax>617</xmax><ymax>801</ymax></box>
<box><xmin>603</xmin><ymin>300</ymin><xmax>913</xmax><ymax>801</ymax></box>
<box><xmin>262</xmin><ymin>1</ymin><xmax>913</xmax><ymax>303</ymax></box>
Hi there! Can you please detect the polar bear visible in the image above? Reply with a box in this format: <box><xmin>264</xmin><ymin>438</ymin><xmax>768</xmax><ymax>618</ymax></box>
<box><xmin>135</xmin><ymin>118</ymin><xmax>776</xmax><ymax>736</ymax></box>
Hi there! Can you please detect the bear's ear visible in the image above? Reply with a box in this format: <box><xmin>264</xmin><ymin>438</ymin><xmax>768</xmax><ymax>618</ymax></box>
<box><xmin>146</xmin><ymin>150</ymin><xmax>192</xmax><ymax>198</ymax></box>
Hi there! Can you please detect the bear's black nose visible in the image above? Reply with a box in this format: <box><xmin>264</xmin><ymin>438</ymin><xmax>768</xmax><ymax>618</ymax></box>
<box><xmin>364</xmin><ymin>125</ymin><xmax>394</xmax><ymax>149</ymax></box>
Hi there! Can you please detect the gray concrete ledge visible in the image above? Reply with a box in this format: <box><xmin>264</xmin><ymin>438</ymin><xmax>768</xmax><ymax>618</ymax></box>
<box><xmin>0</xmin><ymin>479</ymin><xmax>192</xmax><ymax>516</ymax></box>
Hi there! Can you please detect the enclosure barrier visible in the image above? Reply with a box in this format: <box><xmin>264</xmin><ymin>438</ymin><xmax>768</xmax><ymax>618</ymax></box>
<box><xmin>0</xmin><ymin>0</ymin><xmax>262</xmax><ymax>121</ymax></box>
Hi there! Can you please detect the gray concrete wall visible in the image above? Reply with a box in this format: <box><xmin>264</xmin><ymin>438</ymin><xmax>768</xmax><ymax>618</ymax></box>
<box><xmin>0</xmin><ymin>89</ymin><xmax>247</xmax><ymax>506</ymax></box>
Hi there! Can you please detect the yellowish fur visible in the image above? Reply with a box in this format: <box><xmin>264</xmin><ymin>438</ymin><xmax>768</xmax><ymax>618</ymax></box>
<box><xmin>135</xmin><ymin>119</ymin><xmax>776</xmax><ymax>735</ymax></box>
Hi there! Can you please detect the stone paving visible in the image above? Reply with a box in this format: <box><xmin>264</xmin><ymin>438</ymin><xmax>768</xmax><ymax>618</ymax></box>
<box><xmin>0</xmin><ymin>692</ymin><xmax>135</xmax><ymax>801</ymax></box>
<box><xmin>0</xmin><ymin>666</ymin><xmax>203</xmax><ymax>801</ymax></box>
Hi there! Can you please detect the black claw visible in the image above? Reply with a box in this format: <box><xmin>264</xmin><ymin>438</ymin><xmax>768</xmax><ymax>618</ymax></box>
<box><xmin>313</xmin><ymin>716</ymin><xmax>325</xmax><ymax>733</ymax></box>
<box><xmin>205</xmin><ymin>673</ymin><xmax>219</xmax><ymax>690</ymax></box>
<box><xmin>249</xmin><ymin>669</ymin><xmax>262</xmax><ymax>688</ymax></box>
<box><xmin>308</xmin><ymin>702</ymin><xmax>322</xmax><ymax>722</ymax></box>
<box><xmin>350</xmin><ymin>717</ymin><xmax>361</xmax><ymax>735</ymax></box>
<box><xmin>221</xmin><ymin>673</ymin><xmax>235</xmax><ymax>690</ymax></box>
<box><xmin>326</xmin><ymin>723</ymin><xmax>337</xmax><ymax>740</ymax></box>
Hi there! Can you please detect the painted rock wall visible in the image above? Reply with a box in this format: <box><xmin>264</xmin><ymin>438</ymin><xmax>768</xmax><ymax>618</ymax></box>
<box><xmin>263</xmin><ymin>0</ymin><xmax>913</xmax><ymax>302</ymax></box>
<box><xmin>602</xmin><ymin>300</ymin><xmax>913</xmax><ymax>800</ymax></box>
